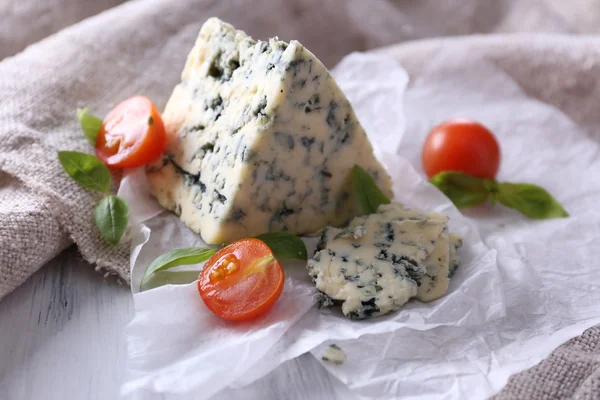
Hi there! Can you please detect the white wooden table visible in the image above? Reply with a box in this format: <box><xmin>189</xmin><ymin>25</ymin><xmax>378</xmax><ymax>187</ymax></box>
<box><xmin>0</xmin><ymin>247</ymin><xmax>348</xmax><ymax>400</ymax></box>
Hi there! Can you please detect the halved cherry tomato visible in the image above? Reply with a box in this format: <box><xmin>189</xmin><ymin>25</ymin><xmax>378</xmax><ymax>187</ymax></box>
<box><xmin>422</xmin><ymin>119</ymin><xmax>501</xmax><ymax>179</ymax></box>
<box><xmin>96</xmin><ymin>96</ymin><xmax>166</xmax><ymax>169</ymax></box>
<box><xmin>198</xmin><ymin>238</ymin><xmax>285</xmax><ymax>321</ymax></box>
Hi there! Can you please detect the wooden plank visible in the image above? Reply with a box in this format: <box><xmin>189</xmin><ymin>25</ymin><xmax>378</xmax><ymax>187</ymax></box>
<box><xmin>0</xmin><ymin>248</ymin><xmax>340</xmax><ymax>399</ymax></box>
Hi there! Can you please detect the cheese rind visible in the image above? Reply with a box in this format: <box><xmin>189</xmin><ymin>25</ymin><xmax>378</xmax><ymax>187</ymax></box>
<box><xmin>307</xmin><ymin>203</ymin><xmax>462</xmax><ymax>319</ymax></box>
<box><xmin>147</xmin><ymin>18</ymin><xmax>392</xmax><ymax>244</ymax></box>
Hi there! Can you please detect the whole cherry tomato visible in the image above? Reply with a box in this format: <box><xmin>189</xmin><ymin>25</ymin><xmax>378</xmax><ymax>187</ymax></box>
<box><xmin>422</xmin><ymin>119</ymin><xmax>501</xmax><ymax>179</ymax></box>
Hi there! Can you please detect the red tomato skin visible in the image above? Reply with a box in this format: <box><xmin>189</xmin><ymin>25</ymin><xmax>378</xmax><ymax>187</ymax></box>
<box><xmin>421</xmin><ymin>119</ymin><xmax>501</xmax><ymax>179</ymax></box>
<box><xmin>95</xmin><ymin>96</ymin><xmax>166</xmax><ymax>169</ymax></box>
<box><xmin>198</xmin><ymin>238</ymin><xmax>284</xmax><ymax>322</ymax></box>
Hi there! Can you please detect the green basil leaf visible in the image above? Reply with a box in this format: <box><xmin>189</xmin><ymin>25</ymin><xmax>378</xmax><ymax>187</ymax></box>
<box><xmin>497</xmin><ymin>182</ymin><xmax>569</xmax><ymax>219</ymax></box>
<box><xmin>58</xmin><ymin>151</ymin><xmax>111</xmax><ymax>193</ymax></box>
<box><xmin>140</xmin><ymin>247</ymin><xmax>218</xmax><ymax>290</ymax></box>
<box><xmin>77</xmin><ymin>108</ymin><xmax>103</xmax><ymax>146</ymax></box>
<box><xmin>255</xmin><ymin>232</ymin><xmax>308</xmax><ymax>260</ymax></box>
<box><xmin>94</xmin><ymin>195</ymin><xmax>129</xmax><ymax>245</ymax></box>
<box><xmin>352</xmin><ymin>165</ymin><xmax>391</xmax><ymax>215</ymax></box>
<box><xmin>141</xmin><ymin>270</ymin><xmax>203</xmax><ymax>291</ymax></box>
<box><xmin>429</xmin><ymin>171</ymin><xmax>490</xmax><ymax>209</ymax></box>
<box><xmin>484</xmin><ymin>179</ymin><xmax>500</xmax><ymax>206</ymax></box>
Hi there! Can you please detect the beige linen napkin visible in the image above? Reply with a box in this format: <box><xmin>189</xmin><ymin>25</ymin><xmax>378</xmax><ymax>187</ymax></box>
<box><xmin>0</xmin><ymin>0</ymin><xmax>127</xmax><ymax>60</ymax></box>
<box><xmin>1</xmin><ymin>0</ymin><xmax>600</xmax><ymax>398</ymax></box>
<box><xmin>4</xmin><ymin>0</ymin><xmax>600</xmax><ymax>298</ymax></box>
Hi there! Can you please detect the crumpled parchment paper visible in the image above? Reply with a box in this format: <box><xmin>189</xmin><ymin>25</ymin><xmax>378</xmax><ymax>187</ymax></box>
<box><xmin>119</xmin><ymin>53</ymin><xmax>600</xmax><ymax>399</ymax></box>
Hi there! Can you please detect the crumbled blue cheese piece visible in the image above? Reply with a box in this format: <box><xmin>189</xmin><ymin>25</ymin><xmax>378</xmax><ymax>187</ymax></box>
<box><xmin>322</xmin><ymin>344</ymin><xmax>346</xmax><ymax>365</ymax></box>
<box><xmin>448</xmin><ymin>233</ymin><xmax>463</xmax><ymax>278</ymax></box>
<box><xmin>416</xmin><ymin>229</ymin><xmax>450</xmax><ymax>302</ymax></box>
<box><xmin>307</xmin><ymin>203</ymin><xmax>463</xmax><ymax>319</ymax></box>
<box><xmin>147</xmin><ymin>18</ymin><xmax>391</xmax><ymax>244</ymax></box>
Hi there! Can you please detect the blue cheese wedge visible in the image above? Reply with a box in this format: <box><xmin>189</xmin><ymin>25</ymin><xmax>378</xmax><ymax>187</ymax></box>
<box><xmin>321</xmin><ymin>344</ymin><xmax>346</xmax><ymax>365</ymax></box>
<box><xmin>147</xmin><ymin>18</ymin><xmax>391</xmax><ymax>244</ymax></box>
<box><xmin>307</xmin><ymin>203</ymin><xmax>462</xmax><ymax>319</ymax></box>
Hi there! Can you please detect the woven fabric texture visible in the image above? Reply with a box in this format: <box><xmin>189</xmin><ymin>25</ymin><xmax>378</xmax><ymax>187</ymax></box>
<box><xmin>1</xmin><ymin>1</ymin><xmax>600</xmax><ymax>398</ymax></box>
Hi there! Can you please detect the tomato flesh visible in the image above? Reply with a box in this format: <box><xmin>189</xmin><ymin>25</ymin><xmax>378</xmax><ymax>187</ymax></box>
<box><xmin>96</xmin><ymin>96</ymin><xmax>166</xmax><ymax>169</ymax></box>
<box><xmin>421</xmin><ymin>119</ymin><xmax>501</xmax><ymax>179</ymax></box>
<box><xmin>198</xmin><ymin>238</ymin><xmax>284</xmax><ymax>321</ymax></box>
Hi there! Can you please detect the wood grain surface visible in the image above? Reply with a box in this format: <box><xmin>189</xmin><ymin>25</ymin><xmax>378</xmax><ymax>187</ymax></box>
<box><xmin>0</xmin><ymin>247</ymin><xmax>348</xmax><ymax>400</ymax></box>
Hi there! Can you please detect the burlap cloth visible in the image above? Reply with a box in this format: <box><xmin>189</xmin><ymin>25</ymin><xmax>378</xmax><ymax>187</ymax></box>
<box><xmin>1</xmin><ymin>0</ymin><xmax>599</xmax><ymax>398</ymax></box>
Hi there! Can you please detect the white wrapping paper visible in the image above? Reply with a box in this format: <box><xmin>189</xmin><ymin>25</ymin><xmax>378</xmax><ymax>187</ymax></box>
<box><xmin>120</xmin><ymin>53</ymin><xmax>600</xmax><ymax>399</ymax></box>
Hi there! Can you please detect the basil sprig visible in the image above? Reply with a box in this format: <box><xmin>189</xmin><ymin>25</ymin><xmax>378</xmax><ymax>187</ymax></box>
<box><xmin>58</xmin><ymin>151</ymin><xmax>111</xmax><ymax>193</ymax></box>
<box><xmin>140</xmin><ymin>247</ymin><xmax>218</xmax><ymax>290</ymax></box>
<box><xmin>429</xmin><ymin>171</ymin><xmax>492</xmax><ymax>209</ymax></box>
<box><xmin>140</xmin><ymin>232</ymin><xmax>308</xmax><ymax>291</ymax></box>
<box><xmin>496</xmin><ymin>182</ymin><xmax>569</xmax><ymax>219</ymax></box>
<box><xmin>255</xmin><ymin>232</ymin><xmax>308</xmax><ymax>260</ymax></box>
<box><xmin>58</xmin><ymin>150</ymin><xmax>130</xmax><ymax>244</ymax></box>
<box><xmin>77</xmin><ymin>108</ymin><xmax>103</xmax><ymax>146</ymax></box>
<box><xmin>430</xmin><ymin>171</ymin><xmax>568</xmax><ymax>219</ymax></box>
<box><xmin>95</xmin><ymin>195</ymin><xmax>130</xmax><ymax>245</ymax></box>
<box><xmin>141</xmin><ymin>270</ymin><xmax>204</xmax><ymax>291</ymax></box>
<box><xmin>58</xmin><ymin>107</ymin><xmax>130</xmax><ymax>245</ymax></box>
<box><xmin>352</xmin><ymin>165</ymin><xmax>391</xmax><ymax>214</ymax></box>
